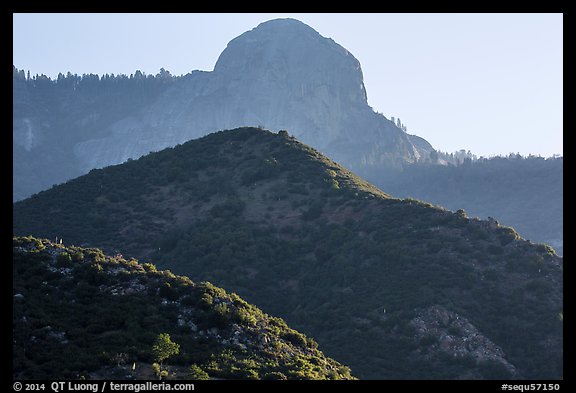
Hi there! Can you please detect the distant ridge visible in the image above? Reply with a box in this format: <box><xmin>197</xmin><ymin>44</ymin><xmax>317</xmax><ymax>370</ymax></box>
<box><xmin>13</xmin><ymin>18</ymin><xmax>433</xmax><ymax>201</ymax></box>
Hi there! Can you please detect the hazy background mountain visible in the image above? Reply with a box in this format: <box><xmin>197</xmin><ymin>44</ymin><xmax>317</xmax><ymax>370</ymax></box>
<box><xmin>13</xmin><ymin>18</ymin><xmax>562</xmax><ymax>255</ymax></box>
<box><xmin>13</xmin><ymin>18</ymin><xmax>432</xmax><ymax>202</ymax></box>
<box><xmin>13</xmin><ymin>128</ymin><xmax>563</xmax><ymax>379</ymax></box>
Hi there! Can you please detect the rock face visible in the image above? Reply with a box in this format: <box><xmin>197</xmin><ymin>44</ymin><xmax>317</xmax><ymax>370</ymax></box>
<box><xmin>210</xmin><ymin>18</ymin><xmax>369</xmax><ymax>148</ymax></box>
<box><xmin>409</xmin><ymin>305</ymin><xmax>518</xmax><ymax>379</ymax></box>
<box><xmin>13</xmin><ymin>18</ymin><xmax>434</xmax><ymax>201</ymax></box>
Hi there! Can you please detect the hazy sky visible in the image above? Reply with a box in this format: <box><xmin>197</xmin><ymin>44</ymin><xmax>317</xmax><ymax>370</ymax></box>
<box><xmin>13</xmin><ymin>13</ymin><xmax>563</xmax><ymax>157</ymax></box>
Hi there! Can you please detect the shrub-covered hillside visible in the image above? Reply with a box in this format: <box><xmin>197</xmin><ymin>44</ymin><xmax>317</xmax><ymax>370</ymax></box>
<box><xmin>358</xmin><ymin>155</ymin><xmax>563</xmax><ymax>255</ymax></box>
<box><xmin>13</xmin><ymin>236</ymin><xmax>355</xmax><ymax>380</ymax></box>
<box><xmin>13</xmin><ymin>127</ymin><xmax>563</xmax><ymax>379</ymax></box>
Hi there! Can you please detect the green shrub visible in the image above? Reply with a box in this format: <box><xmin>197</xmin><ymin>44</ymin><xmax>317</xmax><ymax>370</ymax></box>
<box><xmin>71</xmin><ymin>251</ymin><xmax>84</xmax><ymax>263</ymax></box>
<box><xmin>152</xmin><ymin>363</ymin><xmax>168</xmax><ymax>380</ymax></box>
<box><xmin>189</xmin><ymin>364</ymin><xmax>210</xmax><ymax>380</ymax></box>
<box><xmin>152</xmin><ymin>333</ymin><xmax>180</xmax><ymax>366</ymax></box>
<box><xmin>213</xmin><ymin>303</ymin><xmax>230</xmax><ymax>317</ymax></box>
<box><xmin>159</xmin><ymin>282</ymin><xmax>180</xmax><ymax>301</ymax></box>
<box><xmin>233</xmin><ymin>308</ymin><xmax>258</xmax><ymax>326</ymax></box>
<box><xmin>497</xmin><ymin>228</ymin><xmax>519</xmax><ymax>246</ymax></box>
<box><xmin>282</xmin><ymin>330</ymin><xmax>307</xmax><ymax>348</ymax></box>
<box><xmin>56</xmin><ymin>252</ymin><xmax>73</xmax><ymax>267</ymax></box>
<box><xmin>536</xmin><ymin>243</ymin><xmax>556</xmax><ymax>256</ymax></box>
<box><xmin>143</xmin><ymin>263</ymin><xmax>158</xmax><ymax>273</ymax></box>
<box><xmin>200</xmin><ymin>293</ymin><xmax>214</xmax><ymax>308</ymax></box>
<box><xmin>306</xmin><ymin>337</ymin><xmax>319</xmax><ymax>350</ymax></box>
<box><xmin>263</xmin><ymin>371</ymin><xmax>288</xmax><ymax>380</ymax></box>
<box><xmin>244</xmin><ymin>369</ymin><xmax>260</xmax><ymax>379</ymax></box>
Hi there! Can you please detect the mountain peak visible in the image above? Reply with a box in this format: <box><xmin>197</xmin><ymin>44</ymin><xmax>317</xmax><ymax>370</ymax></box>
<box><xmin>213</xmin><ymin>18</ymin><xmax>367</xmax><ymax>105</ymax></box>
<box><xmin>254</xmin><ymin>18</ymin><xmax>318</xmax><ymax>33</ymax></box>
